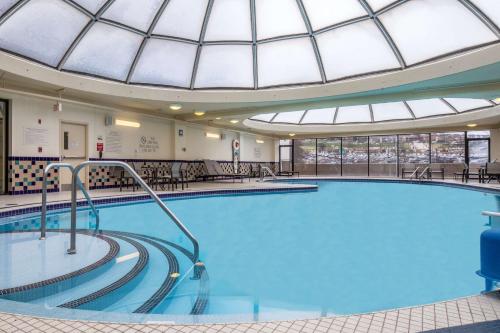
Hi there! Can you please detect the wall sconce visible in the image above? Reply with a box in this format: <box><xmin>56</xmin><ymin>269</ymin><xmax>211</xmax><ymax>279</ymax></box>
<box><xmin>206</xmin><ymin>132</ymin><xmax>221</xmax><ymax>139</ymax></box>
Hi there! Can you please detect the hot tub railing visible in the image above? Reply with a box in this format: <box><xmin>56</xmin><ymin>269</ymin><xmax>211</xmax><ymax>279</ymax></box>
<box><xmin>40</xmin><ymin>162</ymin><xmax>99</xmax><ymax>240</ymax></box>
<box><xmin>67</xmin><ymin>161</ymin><xmax>200</xmax><ymax>264</ymax></box>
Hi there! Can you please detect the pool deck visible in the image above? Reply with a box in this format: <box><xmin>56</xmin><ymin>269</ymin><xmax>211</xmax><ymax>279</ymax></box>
<box><xmin>0</xmin><ymin>176</ymin><xmax>500</xmax><ymax>333</ymax></box>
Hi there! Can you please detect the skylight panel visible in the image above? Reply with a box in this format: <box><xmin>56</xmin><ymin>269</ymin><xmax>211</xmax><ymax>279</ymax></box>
<box><xmin>251</xmin><ymin>113</ymin><xmax>276</xmax><ymax>122</ymax></box>
<box><xmin>302</xmin><ymin>0</ymin><xmax>367</xmax><ymax>31</ymax></box>
<box><xmin>272</xmin><ymin>111</ymin><xmax>305</xmax><ymax>124</ymax></box>
<box><xmin>0</xmin><ymin>0</ymin><xmax>18</xmax><ymax>17</ymax></box>
<box><xmin>258</xmin><ymin>37</ymin><xmax>321</xmax><ymax>87</ymax></box>
<box><xmin>301</xmin><ymin>108</ymin><xmax>336</xmax><ymax>124</ymax></box>
<box><xmin>72</xmin><ymin>0</ymin><xmax>107</xmax><ymax>14</ymax></box>
<box><xmin>204</xmin><ymin>0</ymin><xmax>252</xmax><ymax>41</ymax></box>
<box><xmin>406</xmin><ymin>99</ymin><xmax>455</xmax><ymax>118</ymax></box>
<box><xmin>444</xmin><ymin>98</ymin><xmax>493</xmax><ymax>112</ymax></box>
<box><xmin>153</xmin><ymin>0</ymin><xmax>209</xmax><ymax>41</ymax></box>
<box><xmin>365</xmin><ymin>0</ymin><xmax>395</xmax><ymax>12</ymax></box>
<box><xmin>195</xmin><ymin>45</ymin><xmax>254</xmax><ymax>88</ymax></box>
<box><xmin>371</xmin><ymin>102</ymin><xmax>412</xmax><ymax>122</ymax></box>
<box><xmin>130</xmin><ymin>39</ymin><xmax>197</xmax><ymax>88</ymax></box>
<box><xmin>335</xmin><ymin>105</ymin><xmax>371</xmax><ymax>123</ymax></box>
<box><xmin>469</xmin><ymin>0</ymin><xmax>500</xmax><ymax>29</ymax></box>
<box><xmin>0</xmin><ymin>0</ymin><xmax>90</xmax><ymax>67</ymax></box>
<box><xmin>379</xmin><ymin>0</ymin><xmax>497</xmax><ymax>65</ymax></box>
<box><xmin>101</xmin><ymin>0</ymin><xmax>164</xmax><ymax>32</ymax></box>
<box><xmin>316</xmin><ymin>20</ymin><xmax>400</xmax><ymax>81</ymax></box>
<box><xmin>63</xmin><ymin>22</ymin><xmax>143</xmax><ymax>81</ymax></box>
<box><xmin>255</xmin><ymin>0</ymin><xmax>307</xmax><ymax>40</ymax></box>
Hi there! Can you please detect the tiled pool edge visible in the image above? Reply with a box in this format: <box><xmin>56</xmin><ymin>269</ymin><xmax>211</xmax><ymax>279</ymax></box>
<box><xmin>0</xmin><ymin>291</ymin><xmax>499</xmax><ymax>332</ymax></box>
<box><xmin>0</xmin><ymin>185</ymin><xmax>318</xmax><ymax>219</ymax></box>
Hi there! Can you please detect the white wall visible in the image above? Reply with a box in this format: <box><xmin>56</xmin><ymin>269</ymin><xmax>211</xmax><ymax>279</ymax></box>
<box><xmin>239</xmin><ymin>133</ymin><xmax>276</xmax><ymax>162</ymax></box>
<box><xmin>7</xmin><ymin>92</ymin><xmax>173</xmax><ymax>159</ymax></box>
<box><xmin>490</xmin><ymin>128</ymin><xmax>500</xmax><ymax>161</ymax></box>
<box><xmin>4</xmin><ymin>91</ymin><xmax>277</xmax><ymax>161</ymax></box>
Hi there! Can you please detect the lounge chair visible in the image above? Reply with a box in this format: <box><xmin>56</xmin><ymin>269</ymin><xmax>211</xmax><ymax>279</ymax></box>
<box><xmin>276</xmin><ymin>169</ymin><xmax>300</xmax><ymax>177</ymax></box>
<box><xmin>428</xmin><ymin>165</ymin><xmax>445</xmax><ymax>180</ymax></box>
<box><xmin>454</xmin><ymin>163</ymin><xmax>482</xmax><ymax>183</ymax></box>
<box><xmin>170</xmin><ymin>162</ymin><xmax>189</xmax><ymax>190</ymax></box>
<box><xmin>485</xmin><ymin>162</ymin><xmax>500</xmax><ymax>183</ymax></box>
<box><xmin>401</xmin><ymin>164</ymin><xmax>418</xmax><ymax>179</ymax></box>
<box><xmin>197</xmin><ymin>159</ymin><xmax>247</xmax><ymax>183</ymax></box>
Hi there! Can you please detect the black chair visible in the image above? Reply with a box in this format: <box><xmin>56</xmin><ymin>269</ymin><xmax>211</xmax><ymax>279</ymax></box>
<box><xmin>170</xmin><ymin>162</ymin><xmax>189</xmax><ymax>190</ymax></box>
<box><xmin>485</xmin><ymin>162</ymin><xmax>500</xmax><ymax>183</ymax></box>
<box><xmin>155</xmin><ymin>165</ymin><xmax>171</xmax><ymax>191</ymax></box>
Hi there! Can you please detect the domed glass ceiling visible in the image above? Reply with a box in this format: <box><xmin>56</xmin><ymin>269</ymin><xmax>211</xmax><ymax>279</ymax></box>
<box><xmin>247</xmin><ymin>98</ymin><xmax>498</xmax><ymax>125</ymax></box>
<box><xmin>0</xmin><ymin>0</ymin><xmax>498</xmax><ymax>90</ymax></box>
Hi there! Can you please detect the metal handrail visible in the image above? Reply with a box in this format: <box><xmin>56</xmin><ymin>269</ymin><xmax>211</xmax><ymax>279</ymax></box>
<box><xmin>482</xmin><ymin>211</ymin><xmax>500</xmax><ymax>227</ymax></box>
<box><xmin>482</xmin><ymin>211</ymin><xmax>500</xmax><ymax>218</ymax></box>
<box><xmin>259</xmin><ymin>166</ymin><xmax>276</xmax><ymax>181</ymax></box>
<box><xmin>418</xmin><ymin>166</ymin><xmax>430</xmax><ymax>180</ymax></box>
<box><xmin>67</xmin><ymin>161</ymin><xmax>200</xmax><ymax>264</ymax></box>
<box><xmin>40</xmin><ymin>163</ymin><xmax>99</xmax><ymax>240</ymax></box>
<box><xmin>408</xmin><ymin>167</ymin><xmax>420</xmax><ymax>179</ymax></box>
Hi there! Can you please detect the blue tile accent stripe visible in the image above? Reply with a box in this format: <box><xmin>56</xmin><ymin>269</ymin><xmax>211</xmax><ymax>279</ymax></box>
<box><xmin>0</xmin><ymin>186</ymin><xmax>317</xmax><ymax>219</ymax></box>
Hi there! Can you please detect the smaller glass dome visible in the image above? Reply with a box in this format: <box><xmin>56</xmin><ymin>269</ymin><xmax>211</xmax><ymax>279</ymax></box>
<box><xmin>247</xmin><ymin>98</ymin><xmax>497</xmax><ymax>126</ymax></box>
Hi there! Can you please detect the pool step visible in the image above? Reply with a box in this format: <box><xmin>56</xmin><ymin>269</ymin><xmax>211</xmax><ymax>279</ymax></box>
<box><xmin>58</xmin><ymin>233</ymin><xmax>149</xmax><ymax>310</ymax></box>
<box><xmin>0</xmin><ymin>229</ymin><xmax>210</xmax><ymax>316</ymax></box>
<box><xmin>0</xmin><ymin>230</ymin><xmax>120</xmax><ymax>303</ymax></box>
<box><xmin>30</xmin><ymin>235</ymin><xmax>142</xmax><ymax>308</ymax></box>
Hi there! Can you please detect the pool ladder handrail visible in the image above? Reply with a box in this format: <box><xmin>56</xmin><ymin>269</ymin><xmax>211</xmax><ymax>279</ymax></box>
<box><xmin>417</xmin><ymin>166</ymin><xmax>430</xmax><ymax>181</ymax></box>
<box><xmin>408</xmin><ymin>167</ymin><xmax>420</xmax><ymax>180</ymax></box>
<box><xmin>259</xmin><ymin>166</ymin><xmax>276</xmax><ymax>181</ymax></box>
<box><xmin>67</xmin><ymin>161</ymin><xmax>200</xmax><ymax>264</ymax></box>
<box><xmin>482</xmin><ymin>211</ymin><xmax>500</xmax><ymax>227</ymax></box>
<box><xmin>40</xmin><ymin>163</ymin><xmax>99</xmax><ymax>240</ymax></box>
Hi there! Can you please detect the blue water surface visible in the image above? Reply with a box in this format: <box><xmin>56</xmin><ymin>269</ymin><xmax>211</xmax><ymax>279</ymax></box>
<box><xmin>98</xmin><ymin>181</ymin><xmax>498</xmax><ymax>316</ymax></box>
<box><xmin>2</xmin><ymin>181</ymin><xmax>498</xmax><ymax>321</ymax></box>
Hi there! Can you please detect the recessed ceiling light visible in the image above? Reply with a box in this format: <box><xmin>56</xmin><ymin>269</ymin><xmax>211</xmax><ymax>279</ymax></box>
<box><xmin>288</xmin><ymin>133</ymin><xmax>296</xmax><ymax>137</ymax></box>
<box><xmin>256</xmin><ymin>139</ymin><xmax>264</xmax><ymax>144</ymax></box>
<box><xmin>194</xmin><ymin>111</ymin><xmax>205</xmax><ymax>116</ymax></box>
<box><xmin>230</xmin><ymin>119</ymin><xmax>239</xmax><ymax>124</ymax></box>
<box><xmin>467</xmin><ymin>123</ymin><xmax>478</xmax><ymax>128</ymax></box>
<box><xmin>215</xmin><ymin>117</ymin><xmax>222</xmax><ymax>120</ymax></box>
<box><xmin>169</xmin><ymin>104</ymin><xmax>182</xmax><ymax>111</ymax></box>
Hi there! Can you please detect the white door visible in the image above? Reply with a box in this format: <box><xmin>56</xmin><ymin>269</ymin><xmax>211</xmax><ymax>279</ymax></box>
<box><xmin>60</xmin><ymin>122</ymin><xmax>87</xmax><ymax>191</ymax></box>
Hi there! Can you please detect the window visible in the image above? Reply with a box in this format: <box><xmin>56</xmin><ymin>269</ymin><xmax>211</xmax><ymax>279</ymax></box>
<box><xmin>342</xmin><ymin>136</ymin><xmax>368</xmax><ymax>176</ymax></box>
<box><xmin>431</xmin><ymin>132</ymin><xmax>465</xmax><ymax>177</ymax></box>
<box><xmin>369</xmin><ymin>136</ymin><xmax>398</xmax><ymax>177</ymax></box>
<box><xmin>317</xmin><ymin>138</ymin><xmax>341</xmax><ymax>176</ymax></box>
<box><xmin>293</xmin><ymin>139</ymin><xmax>316</xmax><ymax>175</ymax></box>
<box><xmin>398</xmin><ymin>134</ymin><xmax>430</xmax><ymax>164</ymax></box>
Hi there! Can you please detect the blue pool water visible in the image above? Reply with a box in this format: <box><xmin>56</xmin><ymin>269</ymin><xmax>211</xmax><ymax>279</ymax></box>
<box><xmin>0</xmin><ymin>181</ymin><xmax>498</xmax><ymax>322</ymax></box>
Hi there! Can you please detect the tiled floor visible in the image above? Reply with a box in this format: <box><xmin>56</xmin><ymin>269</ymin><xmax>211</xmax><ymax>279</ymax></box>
<box><xmin>0</xmin><ymin>177</ymin><xmax>499</xmax><ymax>333</ymax></box>
<box><xmin>0</xmin><ymin>292</ymin><xmax>499</xmax><ymax>332</ymax></box>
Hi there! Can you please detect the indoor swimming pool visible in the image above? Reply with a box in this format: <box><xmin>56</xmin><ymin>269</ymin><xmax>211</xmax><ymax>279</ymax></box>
<box><xmin>0</xmin><ymin>181</ymin><xmax>498</xmax><ymax>324</ymax></box>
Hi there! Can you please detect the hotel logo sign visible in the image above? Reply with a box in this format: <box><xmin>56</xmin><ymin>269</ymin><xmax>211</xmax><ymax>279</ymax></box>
<box><xmin>139</xmin><ymin>135</ymin><xmax>160</xmax><ymax>153</ymax></box>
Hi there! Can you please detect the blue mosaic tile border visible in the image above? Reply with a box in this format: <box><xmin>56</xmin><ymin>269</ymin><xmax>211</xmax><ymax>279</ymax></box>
<box><xmin>273</xmin><ymin>178</ymin><xmax>500</xmax><ymax>195</ymax></box>
<box><xmin>0</xmin><ymin>186</ymin><xmax>317</xmax><ymax>219</ymax></box>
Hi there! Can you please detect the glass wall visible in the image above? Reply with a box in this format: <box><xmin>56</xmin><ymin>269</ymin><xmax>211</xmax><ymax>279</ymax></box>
<box><xmin>293</xmin><ymin>139</ymin><xmax>316</xmax><ymax>175</ymax></box>
<box><xmin>287</xmin><ymin>131</ymin><xmax>490</xmax><ymax>179</ymax></box>
<box><xmin>317</xmin><ymin>138</ymin><xmax>341</xmax><ymax>176</ymax></box>
<box><xmin>398</xmin><ymin>134</ymin><xmax>430</xmax><ymax>174</ymax></box>
<box><xmin>369</xmin><ymin>136</ymin><xmax>398</xmax><ymax>177</ymax></box>
<box><xmin>342</xmin><ymin>136</ymin><xmax>368</xmax><ymax>176</ymax></box>
<box><xmin>431</xmin><ymin>132</ymin><xmax>465</xmax><ymax>177</ymax></box>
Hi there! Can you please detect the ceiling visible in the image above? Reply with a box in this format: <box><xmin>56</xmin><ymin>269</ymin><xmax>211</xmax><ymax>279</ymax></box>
<box><xmin>1</xmin><ymin>0</ymin><xmax>499</xmax><ymax>90</ymax></box>
<box><xmin>0</xmin><ymin>0</ymin><xmax>499</xmax><ymax>137</ymax></box>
